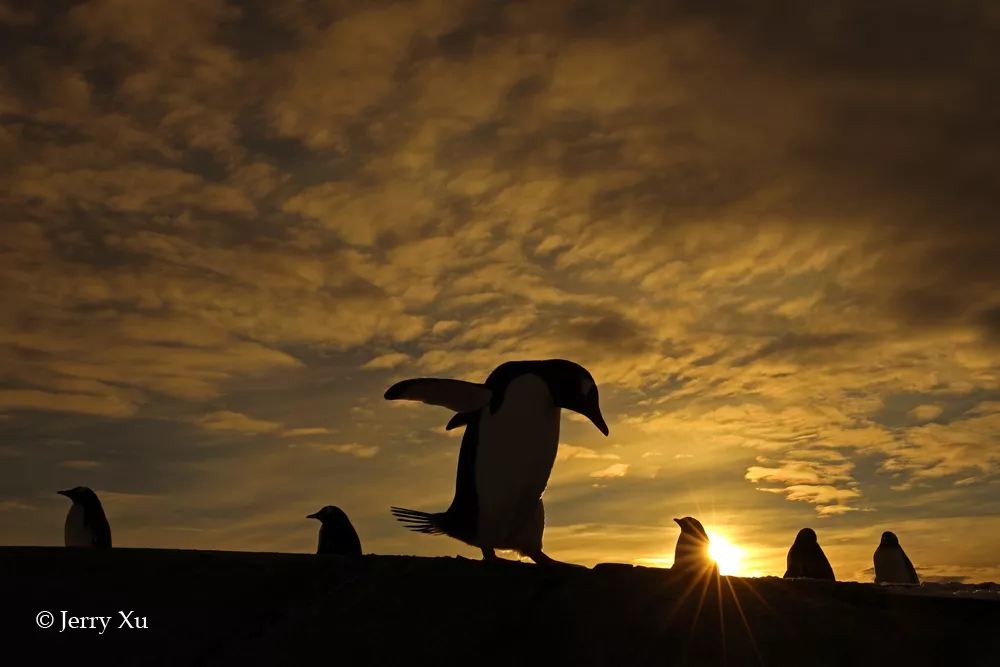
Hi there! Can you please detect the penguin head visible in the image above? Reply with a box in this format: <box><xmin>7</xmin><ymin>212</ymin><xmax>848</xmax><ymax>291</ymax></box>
<box><xmin>880</xmin><ymin>531</ymin><xmax>900</xmax><ymax>547</ymax></box>
<box><xmin>538</xmin><ymin>360</ymin><xmax>609</xmax><ymax>436</ymax></box>
<box><xmin>674</xmin><ymin>516</ymin><xmax>710</xmax><ymax>542</ymax></box>
<box><xmin>795</xmin><ymin>528</ymin><xmax>818</xmax><ymax>544</ymax></box>
<box><xmin>57</xmin><ymin>486</ymin><xmax>97</xmax><ymax>505</ymax></box>
<box><xmin>307</xmin><ymin>505</ymin><xmax>350</xmax><ymax>525</ymax></box>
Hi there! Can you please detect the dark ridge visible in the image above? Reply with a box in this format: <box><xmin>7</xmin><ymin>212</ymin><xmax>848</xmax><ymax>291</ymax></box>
<box><xmin>4</xmin><ymin>547</ymin><xmax>999</xmax><ymax>666</ymax></box>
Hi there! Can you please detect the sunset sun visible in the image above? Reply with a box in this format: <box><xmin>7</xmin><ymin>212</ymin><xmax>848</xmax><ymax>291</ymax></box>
<box><xmin>708</xmin><ymin>534</ymin><xmax>745</xmax><ymax>576</ymax></box>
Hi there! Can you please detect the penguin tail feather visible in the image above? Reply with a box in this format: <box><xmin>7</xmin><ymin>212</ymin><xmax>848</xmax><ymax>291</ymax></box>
<box><xmin>390</xmin><ymin>507</ymin><xmax>446</xmax><ymax>535</ymax></box>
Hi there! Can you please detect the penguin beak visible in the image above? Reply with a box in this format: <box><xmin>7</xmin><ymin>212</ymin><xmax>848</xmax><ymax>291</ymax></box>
<box><xmin>306</xmin><ymin>512</ymin><xmax>320</xmax><ymax>520</ymax></box>
<box><xmin>590</xmin><ymin>411</ymin><xmax>610</xmax><ymax>437</ymax></box>
<box><xmin>580</xmin><ymin>390</ymin><xmax>609</xmax><ymax>436</ymax></box>
<box><xmin>57</xmin><ymin>490</ymin><xmax>70</xmax><ymax>497</ymax></box>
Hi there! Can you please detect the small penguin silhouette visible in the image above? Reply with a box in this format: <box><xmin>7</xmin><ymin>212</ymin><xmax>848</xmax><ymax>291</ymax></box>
<box><xmin>307</xmin><ymin>506</ymin><xmax>362</xmax><ymax>556</ymax></box>
<box><xmin>671</xmin><ymin>516</ymin><xmax>718</xmax><ymax>575</ymax></box>
<box><xmin>57</xmin><ymin>487</ymin><xmax>112</xmax><ymax>548</ymax></box>
<box><xmin>784</xmin><ymin>528</ymin><xmax>836</xmax><ymax>581</ymax></box>
<box><xmin>874</xmin><ymin>531</ymin><xmax>919</xmax><ymax>584</ymax></box>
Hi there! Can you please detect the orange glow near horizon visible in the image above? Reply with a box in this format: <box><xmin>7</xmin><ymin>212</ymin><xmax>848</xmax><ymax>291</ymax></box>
<box><xmin>707</xmin><ymin>533</ymin><xmax>746</xmax><ymax>576</ymax></box>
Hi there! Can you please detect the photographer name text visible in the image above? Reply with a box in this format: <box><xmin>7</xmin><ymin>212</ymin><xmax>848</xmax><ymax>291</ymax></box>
<box><xmin>35</xmin><ymin>610</ymin><xmax>148</xmax><ymax>633</ymax></box>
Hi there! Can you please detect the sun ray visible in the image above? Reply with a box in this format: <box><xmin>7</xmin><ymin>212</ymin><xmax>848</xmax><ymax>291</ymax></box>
<box><xmin>717</xmin><ymin>570</ymin><xmax>728</xmax><ymax>663</ymax></box>
<box><xmin>725</xmin><ymin>577</ymin><xmax>766</xmax><ymax>666</ymax></box>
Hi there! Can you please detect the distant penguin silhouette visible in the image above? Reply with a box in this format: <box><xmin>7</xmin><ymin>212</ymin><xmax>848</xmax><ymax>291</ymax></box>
<box><xmin>307</xmin><ymin>506</ymin><xmax>362</xmax><ymax>556</ymax></box>
<box><xmin>874</xmin><ymin>531</ymin><xmax>919</xmax><ymax>584</ymax></box>
<box><xmin>671</xmin><ymin>517</ymin><xmax>717</xmax><ymax>575</ymax></box>
<box><xmin>784</xmin><ymin>528</ymin><xmax>836</xmax><ymax>581</ymax></box>
<box><xmin>57</xmin><ymin>487</ymin><xmax>111</xmax><ymax>548</ymax></box>
<box><xmin>385</xmin><ymin>359</ymin><xmax>609</xmax><ymax>567</ymax></box>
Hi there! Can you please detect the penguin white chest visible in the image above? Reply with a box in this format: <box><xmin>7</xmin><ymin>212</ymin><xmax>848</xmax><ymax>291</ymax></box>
<box><xmin>474</xmin><ymin>373</ymin><xmax>560</xmax><ymax>546</ymax></box>
<box><xmin>65</xmin><ymin>503</ymin><xmax>91</xmax><ymax>547</ymax></box>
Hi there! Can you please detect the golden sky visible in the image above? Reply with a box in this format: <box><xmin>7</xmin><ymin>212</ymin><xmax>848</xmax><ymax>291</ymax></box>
<box><xmin>1</xmin><ymin>0</ymin><xmax>999</xmax><ymax>583</ymax></box>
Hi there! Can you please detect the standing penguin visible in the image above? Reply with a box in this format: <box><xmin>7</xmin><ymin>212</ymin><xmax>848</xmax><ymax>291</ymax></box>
<box><xmin>784</xmin><ymin>528</ymin><xmax>836</xmax><ymax>581</ymax></box>
<box><xmin>671</xmin><ymin>516</ymin><xmax>718</xmax><ymax>575</ymax></box>
<box><xmin>874</xmin><ymin>531</ymin><xmax>920</xmax><ymax>584</ymax></box>
<box><xmin>306</xmin><ymin>505</ymin><xmax>363</xmax><ymax>556</ymax></box>
<box><xmin>385</xmin><ymin>359</ymin><xmax>609</xmax><ymax>567</ymax></box>
<box><xmin>57</xmin><ymin>487</ymin><xmax>112</xmax><ymax>548</ymax></box>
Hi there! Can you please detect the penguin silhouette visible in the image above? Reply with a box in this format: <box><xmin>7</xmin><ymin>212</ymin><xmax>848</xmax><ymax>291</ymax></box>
<box><xmin>385</xmin><ymin>359</ymin><xmax>608</xmax><ymax>567</ymax></box>
<box><xmin>874</xmin><ymin>531</ymin><xmax>919</xmax><ymax>584</ymax></box>
<box><xmin>784</xmin><ymin>528</ymin><xmax>836</xmax><ymax>581</ymax></box>
<box><xmin>57</xmin><ymin>487</ymin><xmax>112</xmax><ymax>548</ymax></box>
<box><xmin>671</xmin><ymin>517</ymin><xmax>718</xmax><ymax>575</ymax></box>
<box><xmin>307</xmin><ymin>506</ymin><xmax>362</xmax><ymax>556</ymax></box>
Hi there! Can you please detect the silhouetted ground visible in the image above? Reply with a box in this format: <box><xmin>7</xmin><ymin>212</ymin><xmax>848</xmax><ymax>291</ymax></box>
<box><xmin>4</xmin><ymin>547</ymin><xmax>999</xmax><ymax>666</ymax></box>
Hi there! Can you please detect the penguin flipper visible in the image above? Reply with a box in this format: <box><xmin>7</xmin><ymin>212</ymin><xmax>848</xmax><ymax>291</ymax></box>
<box><xmin>902</xmin><ymin>550</ymin><xmax>919</xmax><ymax>583</ymax></box>
<box><xmin>86</xmin><ymin>513</ymin><xmax>112</xmax><ymax>548</ymax></box>
<box><xmin>818</xmin><ymin>550</ymin><xmax>836</xmax><ymax>580</ymax></box>
<box><xmin>384</xmin><ymin>379</ymin><xmax>492</xmax><ymax>415</ymax></box>
<box><xmin>336</xmin><ymin>523</ymin><xmax>363</xmax><ymax>556</ymax></box>
<box><xmin>445</xmin><ymin>412</ymin><xmax>474</xmax><ymax>431</ymax></box>
<box><xmin>390</xmin><ymin>507</ymin><xmax>447</xmax><ymax>535</ymax></box>
<box><xmin>92</xmin><ymin>524</ymin><xmax>111</xmax><ymax>548</ymax></box>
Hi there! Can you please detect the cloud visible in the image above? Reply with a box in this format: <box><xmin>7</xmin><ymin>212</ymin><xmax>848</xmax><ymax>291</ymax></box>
<box><xmin>883</xmin><ymin>403</ymin><xmax>1000</xmax><ymax>483</ymax></box>
<box><xmin>977</xmin><ymin>306</ymin><xmax>1000</xmax><ymax>345</ymax></box>
<box><xmin>759</xmin><ymin>485</ymin><xmax>863</xmax><ymax>514</ymax></box>
<box><xmin>0</xmin><ymin>2</ymin><xmax>34</xmax><ymax>27</ymax></box>
<box><xmin>747</xmin><ymin>455</ymin><xmax>865</xmax><ymax>514</ymax></box>
<box><xmin>746</xmin><ymin>458</ymin><xmax>855</xmax><ymax>487</ymax></box>
<box><xmin>557</xmin><ymin>444</ymin><xmax>621</xmax><ymax>462</ymax></box>
<box><xmin>564</xmin><ymin>311</ymin><xmax>656</xmax><ymax>357</ymax></box>
<box><xmin>0</xmin><ymin>499</ymin><xmax>36</xmax><ymax>512</ymax></box>
<box><xmin>0</xmin><ymin>388</ymin><xmax>140</xmax><ymax>417</ymax></box>
<box><xmin>281</xmin><ymin>428</ymin><xmax>332</xmax><ymax>438</ymax></box>
<box><xmin>815</xmin><ymin>504</ymin><xmax>866</xmax><ymax>517</ymax></box>
<box><xmin>264</xmin><ymin>1</ymin><xmax>464</xmax><ymax>151</ymax></box>
<box><xmin>911</xmin><ymin>405</ymin><xmax>944</xmax><ymax>422</ymax></box>
<box><xmin>59</xmin><ymin>460</ymin><xmax>104</xmax><ymax>470</ymax></box>
<box><xmin>196</xmin><ymin>411</ymin><xmax>283</xmax><ymax>435</ymax></box>
<box><xmin>294</xmin><ymin>442</ymin><xmax>380</xmax><ymax>460</ymax></box>
<box><xmin>361</xmin><ymin>353</ymin><xmax>411</xmax><ymax>370</ymax></box>
<box><xmin>92</xmin><ymin>491</ymin><xmax>160</xmax><ymax>505</ymax></box>
<box><xmin>590</xmin><ymin>463</ymin><xmax>629</xmax><ymax>479</ymax></box>
<box><xmin>738</xmin><ymin>333</ymin><xmax>870</xmax><ymax>366</ymax></box>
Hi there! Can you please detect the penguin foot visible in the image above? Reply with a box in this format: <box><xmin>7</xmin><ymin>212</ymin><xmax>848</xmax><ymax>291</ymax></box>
<box><xmin>525</xmin><ymin>550</ymin><xmax>584</xmax><ymax>569</ymax></box>
<box><xmin>482</xmin><ymin>556</ymin><xmax>522</xmax><ymax>566</ymax></box>
<box><xmin>484</xmin><ymin>558</ymin><xmax>522</xmax><ymax>567</ymax></box>
<box><xmin>481</xmin><ymin>548</ymin><xmax>531</xmax><ymax>567</ymax></box>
